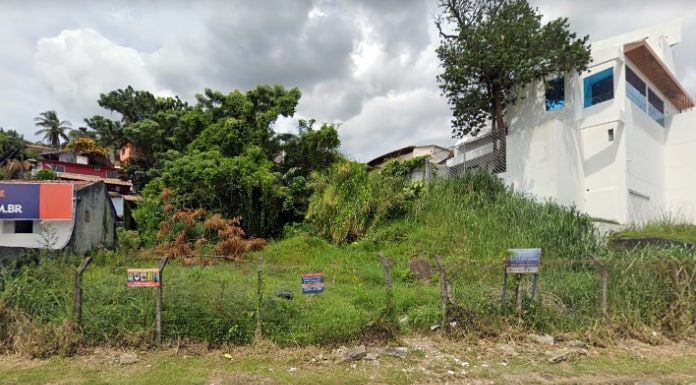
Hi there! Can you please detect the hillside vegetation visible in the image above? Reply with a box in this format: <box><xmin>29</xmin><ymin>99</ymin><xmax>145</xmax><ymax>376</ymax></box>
<box><xmin>1</xmin><ymin>172</ymin><xmax>695</xmax><ymax>357</ymax></box>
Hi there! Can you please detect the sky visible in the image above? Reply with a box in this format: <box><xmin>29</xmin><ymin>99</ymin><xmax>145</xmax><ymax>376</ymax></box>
<box><xmin>1</xmin><ymin>0</ymin><xmax>696</xmax><ymax>162</ymax></box>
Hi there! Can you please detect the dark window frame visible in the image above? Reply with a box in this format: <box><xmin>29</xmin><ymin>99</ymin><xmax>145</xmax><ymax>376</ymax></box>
<box><xmin>545</xmin><ymin>77</ymin><xmax>565</xmax><ymax>111</ymax></box>
<box><xmin>583</xmin><ymin>67</ymin><xmax>614</xmax><ymax>107</ymax></box>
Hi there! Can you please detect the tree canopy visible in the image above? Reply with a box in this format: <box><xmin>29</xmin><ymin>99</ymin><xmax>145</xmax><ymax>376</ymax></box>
<box><xmin>34</xmin><ymin>110</ymin><xmax>71</xmax><ymax>149</ymax></box>
<box><xmin>78</xmin><ymin>84</ymin><xmax>341</xmax><ymax>239</ymax></box>
<box><xmin>436</xmin><ymin>0</ymin><xmax>591</xmax><ymax>139</ymax></box>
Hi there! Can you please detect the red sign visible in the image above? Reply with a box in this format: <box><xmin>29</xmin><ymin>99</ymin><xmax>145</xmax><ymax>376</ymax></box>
<box><xmin>127</xmin><ymin>268</ymin><xmax>161</xmax><ymax>287</ymax></box>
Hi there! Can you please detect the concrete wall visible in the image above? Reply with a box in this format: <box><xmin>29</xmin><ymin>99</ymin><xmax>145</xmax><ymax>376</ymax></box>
<box><xmin>665</xmin><ymin>110</ymin><xmax>696</xmax><ymax>222</ymax></box>
<box><xmin>69</xmin><ymin>182</ymin><xmax>116</xmax><ymax>255</ymax></box>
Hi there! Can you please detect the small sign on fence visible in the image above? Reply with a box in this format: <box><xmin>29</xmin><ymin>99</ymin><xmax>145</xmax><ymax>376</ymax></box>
<box><xmin>506</xmin><ymin>248</ymin><xmax>541</xmax><ymax>274</ymax></box>
<box><xmin>501</xmin><ymin>248</ymin><xmax>541</xmax><ymax>309</ymax></box>
<box><xmin>127</xmin><ymin>268</ymin><xmax>161</xmax><ymax>287</ymax></box>
<box><xmin>301</xmin><ymin>272</ymin><xmax>324</xmax><ymax>294</ymax></box>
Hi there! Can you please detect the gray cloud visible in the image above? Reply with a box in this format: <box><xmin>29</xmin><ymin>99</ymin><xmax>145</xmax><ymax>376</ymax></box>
<box><xmin>0</xmin><ymin>0</ymin><xmax>694</xmax><ymax>162</ymax></box>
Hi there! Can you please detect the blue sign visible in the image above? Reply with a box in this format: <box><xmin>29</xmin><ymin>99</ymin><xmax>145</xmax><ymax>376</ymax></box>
<box><xmin>506</xmin><ymin>248</ymin><xmax>541</xmax><ymax>274</ymax></box>
<box><xmin>0</xmin><ymin>184</ymin><xmax>40</xmax><ymax>220</ymax></box>
<box><xmin>302</xmin><ymin>273</ymin><xmax>324</xmax><ymax>294</ymax></box>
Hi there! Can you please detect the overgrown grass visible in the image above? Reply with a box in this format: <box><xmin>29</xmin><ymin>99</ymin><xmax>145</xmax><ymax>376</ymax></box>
<box><xmin>1</xmin><ymin>172</ymin><xmax>695</xmax><ymax>356</ymax></box>
<box><xmin>613</xmin><ymin>217</ymin><xmax>696</xmax><ymax>245</ymax></box>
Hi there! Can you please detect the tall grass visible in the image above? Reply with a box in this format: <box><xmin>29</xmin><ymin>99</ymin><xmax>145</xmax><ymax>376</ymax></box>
<box><xmin>1</xmin><ymin>172</ymin><xmax>695</xmax><ymax>356</ymax></box>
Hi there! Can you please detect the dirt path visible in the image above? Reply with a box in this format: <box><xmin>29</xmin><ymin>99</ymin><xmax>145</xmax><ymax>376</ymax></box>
<box><xmin>2</xmin><ymin>336</ymin><xmax>696</xmax><ymax>384</ymax></box>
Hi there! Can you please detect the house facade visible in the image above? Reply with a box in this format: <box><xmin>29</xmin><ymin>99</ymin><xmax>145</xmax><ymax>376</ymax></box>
<box><xmin>448</xmin><ymin>21</ymin><xmax>696</xmax><ymax>225</ymax></box>
<box><xmin>368</xmin><ymin>145</ymin><xmax>451</xmax><ymax>168</ymax></box>
<box><xmin>0</xmin><ymin>180</ymin><xmax>116</xmax><ymax>257</ymax></box>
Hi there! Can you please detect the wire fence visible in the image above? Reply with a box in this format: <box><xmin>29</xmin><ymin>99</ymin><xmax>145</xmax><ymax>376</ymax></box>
<box><xmin>2</xmin><ymin>251</ymin><xmax>696</xmax><ymax>353</ymax></box>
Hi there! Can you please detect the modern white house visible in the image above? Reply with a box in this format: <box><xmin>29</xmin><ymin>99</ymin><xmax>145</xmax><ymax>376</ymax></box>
<box><xmin>448</xmin><ymin>21</ymin><xmax>696</xmax><ymax>225</ymax></box>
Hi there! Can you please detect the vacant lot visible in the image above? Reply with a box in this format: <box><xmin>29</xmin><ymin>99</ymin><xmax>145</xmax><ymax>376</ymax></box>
<box><xmin>2</xmin><ymin>336</ymin><xmax>696</xmax><ymax>385</ymax></box>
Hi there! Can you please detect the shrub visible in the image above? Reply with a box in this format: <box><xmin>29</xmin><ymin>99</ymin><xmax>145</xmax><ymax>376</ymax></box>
<box><xmin>35</xmin><ymin>169</ymin><xmax>57</xmax><ymax>180</ymax></box>
<box><xmin>116</xmin><ymin>228</ymin><xmax>142</xmax><ymax>253</ymax></box>
<box><xmin>306</xmin><ymin>160</ymin><xmax>420</xmax><ymax>243</ymax></box>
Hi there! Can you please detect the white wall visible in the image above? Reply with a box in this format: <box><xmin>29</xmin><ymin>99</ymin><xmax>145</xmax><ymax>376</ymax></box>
<box><xmin>665</xmin><ymin>110</ymin><xmax>696</xmax><ymax>222</ymax></box>
<box><xmin>0</xmin><ymin>219</ymin><xmax>73</xmax><ymax>249</ymax></box>
<box><xmin>624</xmin><ymin>102</ymin><xmax>667</xmax><ymax>223</ymax></box>
<box><xmin>580</xmin><ymin>121</ymin><xmax>626</xmax><ymax>222</ymax></box>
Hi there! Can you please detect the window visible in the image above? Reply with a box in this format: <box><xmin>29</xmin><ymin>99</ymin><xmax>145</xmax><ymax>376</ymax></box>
<box><xmin>545</xmin><ymin>77</ymin><xmax>565</xmax><ymax>111</ymax></box>
<box><xmin>14</xmin><ymin>220</ymin><xmax>34</xmax><ymax>234</ymax></box>
<box><xmin>608</xmin><ymin>129</ymin><xmax>615</xmax><ymax>142</ymax></box>
<box><xmin>107</xmin><ymin>170</ymin><xmax>120</xmax><ymax>179</ymax></box>
<box><xmin>626</xmin><ymin>67</ymin><xmax>647</xmax><ymax>111</ymax></box>
<box><xmin>583</xmin><ymin>68</ymin><xmax>614</xmax><ymax>107</ymax></box>
<box><xmin>648</xmin><ymin>88</ymin><xmax>665</xmax><ymax>126</ymax></box>
<box><xmin>50</xmin><ymin>164</ymin><xmax>65</xmax><ymax>173</ymax></box>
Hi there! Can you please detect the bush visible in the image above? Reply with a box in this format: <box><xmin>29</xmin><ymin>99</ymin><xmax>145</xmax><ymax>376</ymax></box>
<box><xmin>306</xmin><ymin>161</ymin><xmax>420</xmax><ymax>243</ymax></box>
<box><xmin>35</xmin><ymin>169</ymin><xmax>57</xmax><ymax>180</ymax></box>
<box><xmin>116</xmin><ymin>228</ymin><xmax>142</xmax><ymax>253</ymax></box>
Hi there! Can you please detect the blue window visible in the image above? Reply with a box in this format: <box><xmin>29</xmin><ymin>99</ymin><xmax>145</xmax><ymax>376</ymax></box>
<box><xmin>648</xmin><ymin>88</ymin><xmax>665</xmax><ymax>126</ymax></box>
<box><xmin>583</xmin><ymin>68</ymin><xmax>614</xmax><ymax>107</ymax></box>
<box><xmin>626</xmin><ymin>67</ymin><xmax>647</xmax><ymax>111</ymax></box>
<box><xmin>545</xmin><ymin>77</ymin><xmax>565</xmax><ymax>111</ymax></box>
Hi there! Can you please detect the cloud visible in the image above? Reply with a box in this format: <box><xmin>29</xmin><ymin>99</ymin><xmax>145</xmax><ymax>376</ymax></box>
<box><xmin>0</xmin><ymin>0</ymin><xmax>692</xmax><ymax>162</ymax></box>
<box><xmin>34</xmin><ymin>29</ymin><xmax>170</xmax><ymax>120</ymax></box>
<box><xmin>339</xmin><ymin>88</ymin><xmax>452</xmax><ymax>161</ymax></box>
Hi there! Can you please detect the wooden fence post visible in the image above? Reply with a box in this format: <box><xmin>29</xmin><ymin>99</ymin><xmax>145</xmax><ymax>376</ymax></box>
<box><xmin>255</xmin><ymin>256</ymin><xmax>263</xmax><ymax>341</ymax></box>
<box><xmin>156</xmin><ymin>256</ymin><xmax>169</xmax><ymax>348</ymax></box>
<box><xmin>73</xmin><ymin>257</ymin><xmax>93</xmax><ymax>332</ymax></box>
<box><xmin>589</xmin><ymin>256</ymin><xmax>608</xmax><ymax>319</ymax></box>
<box><xmin>501</xmin><ymin>266</ymin><xmax>509</xmax><ymax>311</ymax></box>
<box><xmin>379</xmin><ymin>253</ymin><xmax>394</xmax><ymax>318</ymax></box>
<box><xmin>599</xmin><ymin>264</ymin><xmax>608</xmax><ymax>319</ymax></box>
<box><xmin>433</xmin><ymin>255</ymin><xmax>449</xmax><ymax>334</ymax></box>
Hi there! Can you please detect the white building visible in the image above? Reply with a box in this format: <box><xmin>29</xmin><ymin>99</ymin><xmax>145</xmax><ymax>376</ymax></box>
<box><xmin>449</xmin><ymin>21</ymin><xmax>696</xmax><ymax>225</ymax></box>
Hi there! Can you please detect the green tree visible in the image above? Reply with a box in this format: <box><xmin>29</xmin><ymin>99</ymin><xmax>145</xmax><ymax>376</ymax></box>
<box><xmin>151</xmin><ymin>147</ymin><xmax>286</xmax><ymax>237</ymax></box>
<box><xmin>0</xmin><ymin>128</ymin><xmax>24</xmax><ymax>160</ymax></box>
<box><xmin>436</xmin><ymin>0</ymin><xmax>591</xmax><ymax>168</ymax></box>
<box><xmin>34</xmin><ymin>110</ymin><xmax>71</xmax><ymax>149</ymax></box>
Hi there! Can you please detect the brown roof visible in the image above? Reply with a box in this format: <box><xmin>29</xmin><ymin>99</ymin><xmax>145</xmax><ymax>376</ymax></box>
<box><xmin>56</xmin><ymin>172</ymin><xmax>133</xmax><ymax>187</ymax></box>
<box><xmin>624</xmin><ymin>40</ymin><xmax>695</xmax><ymax>111</ymax></box>
<box><xmin>1</xmin><ymin>179</ymin><xmax>97</xmax><ymax>191</ymax></box>
<box><xmin>367</xmin><ymin>146</ymin><xmax>416</xmax><ymax>167</ymax></box>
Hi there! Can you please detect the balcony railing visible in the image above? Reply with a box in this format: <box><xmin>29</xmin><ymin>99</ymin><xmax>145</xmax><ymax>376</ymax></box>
<box><xmin>626</xmin><ymin>83</ymin><xmax>647</xmax><ymax>111</ymax></box>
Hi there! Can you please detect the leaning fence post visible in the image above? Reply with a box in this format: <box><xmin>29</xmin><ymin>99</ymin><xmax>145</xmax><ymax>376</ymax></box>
<box><xmin>433</xmin><ymin>255</ymin><xmax>449</xmax><ymax>334</ymax></box>
<box><xmin>73</xmin><ymin>256</ymin><xmax>93</xmax><ymax>332</ymax></box>
<box><xmin>156</xmin><ymin>256</ymin><xmax>169</xmax><ymax>348</ymax></box>
<box><xmin>255</xmin><ymin>256</ymin><xmax>263</xmax><ymax>342</ymax></box>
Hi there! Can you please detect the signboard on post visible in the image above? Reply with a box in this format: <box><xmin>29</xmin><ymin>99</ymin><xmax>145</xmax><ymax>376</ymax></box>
<box><xmin>501</xmin><ymin>248</ymin><xmax>542</xmax><ymax>308</ymax></box>
<box><xmin>0</xmin><ymin>183</ymin><xmax>73</xmax><ymax>220</ymax></box>
<box><xmin>301</xmin><ymin>272</ymin><xmax>324</xmax><ymax>294</ymax></box>
<box><xmin>127</xmin><ymin>268</ymin><xmax>161</xmax><ymax>287</ymax></box>
<box><xmin>506</xmin><ymin>248</ymin><xmax>541</xmax><ymax>274</ymax></box>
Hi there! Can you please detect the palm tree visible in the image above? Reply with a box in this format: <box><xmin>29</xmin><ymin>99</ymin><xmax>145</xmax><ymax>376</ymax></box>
<box><xmin>34</xmin><ymin>110</ymin><xmax>71</xmax><ymax>149</ymax></box>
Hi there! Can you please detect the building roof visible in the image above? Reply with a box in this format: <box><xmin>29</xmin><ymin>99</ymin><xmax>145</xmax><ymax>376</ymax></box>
<box><xmin>624</xmin><ymin>40</ymin><xmax>695</xmax><ymax>111</ymax></box>
<box><xmin>366</xmin><ymin>144</ymin><xmax>449</xmax><ymax>167</ymax></box>
<box><xmin>56</xmin><ymin>172</ymin><xmax>133</xmax><ymax>187</ymax></box>
<box><xmin>367</xmin><ymin>146</ymin><xmax>416</xmax><ymax>167</ymax></box>
<box><xmin>1</xmin><ymin>179</ymin><xmax>97</xmax><ymax>191</ymax></box>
